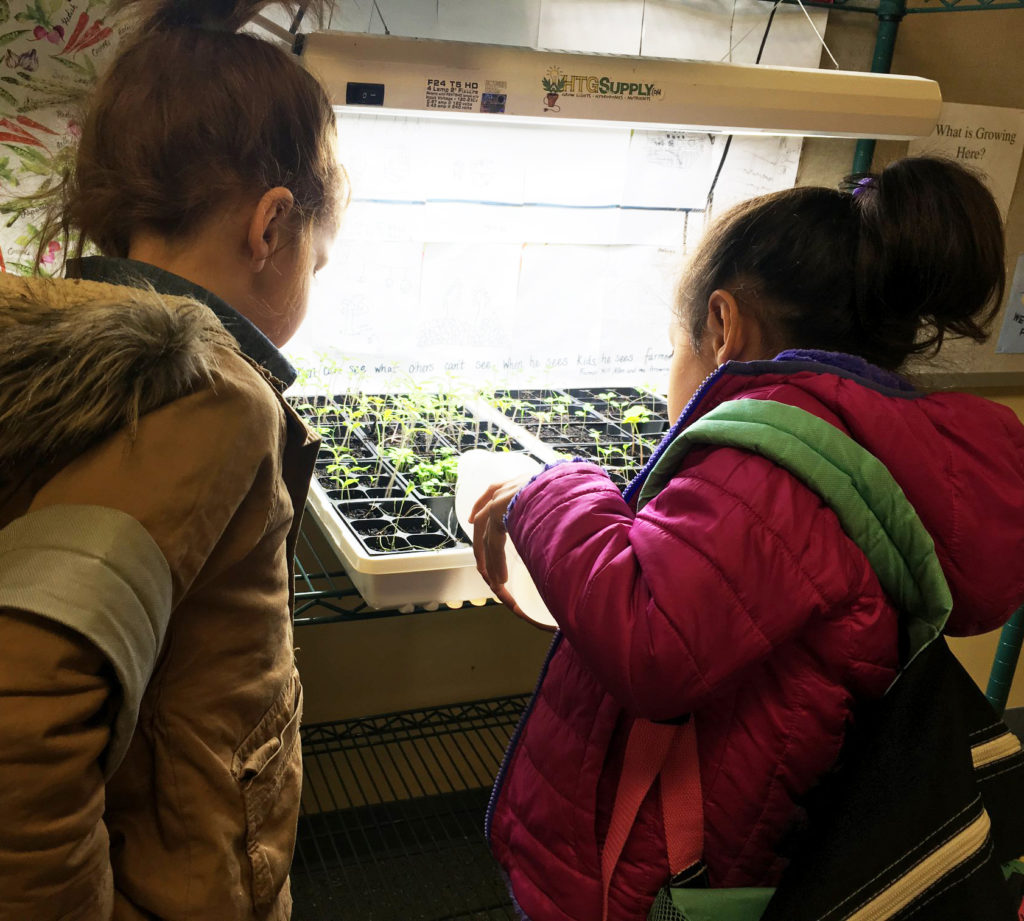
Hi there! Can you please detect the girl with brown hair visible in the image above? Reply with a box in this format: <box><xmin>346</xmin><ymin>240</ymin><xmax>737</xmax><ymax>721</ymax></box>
<box><xmin>0</xmin><ymin>2</ymin><xmax>346</xmax><ymax>918</ymax></box>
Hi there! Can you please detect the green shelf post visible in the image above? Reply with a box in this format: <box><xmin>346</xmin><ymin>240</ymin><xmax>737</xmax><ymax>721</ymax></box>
<box><xmin>851</xmin><ymin>0</ymin><xmax>909</xmax><ymax>174</ymax></box>
<box><xmin>986</xmin><ymin>604</ymin><xmax>1024</xmax><ymax>717</ymax></box>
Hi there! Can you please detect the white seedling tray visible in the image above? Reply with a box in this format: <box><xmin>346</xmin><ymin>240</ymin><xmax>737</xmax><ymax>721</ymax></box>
<box><xmin>305</xmin><ymin>482</ymin><xmax>488</xmax><ymax>611</ymax></box>
<box><xmin>307</xmin><ymin>399</ymin><xmax>559</xmax><ymax>611</ymax></box>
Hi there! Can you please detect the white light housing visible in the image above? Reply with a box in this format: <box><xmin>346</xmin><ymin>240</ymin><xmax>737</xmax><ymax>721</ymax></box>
<box><xmin>301</xmin><ymin>31</ymin><xmax>941</xmax><ymax>140</ymax></box>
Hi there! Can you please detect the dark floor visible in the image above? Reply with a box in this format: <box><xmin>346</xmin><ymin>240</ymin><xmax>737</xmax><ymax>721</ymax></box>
<box><xmin>291</xmin><ymin>789</ymin><xmax>513</xmax><ymax>921</ymax></box>
<box><xmin>290</xmin><ymin>696</ymin><xmax>529</xmax><ymax>921</ymax></box>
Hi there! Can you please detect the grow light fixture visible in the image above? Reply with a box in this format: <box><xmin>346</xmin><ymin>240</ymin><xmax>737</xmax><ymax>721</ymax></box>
<box><xmin>300</xmin><ymin>31</ymin><xmax>941</xmax><ymax>140</ymax></box>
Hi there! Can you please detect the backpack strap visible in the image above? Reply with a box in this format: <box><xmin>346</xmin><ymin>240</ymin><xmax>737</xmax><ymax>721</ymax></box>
<box><xmin>601</xmin><ymin>719</ymin><xmax>701</xmax><ymax>921</ymax></box>
<box><xmin>637</xmin><ymin>399</ymin><xmax>952</xmax><ymax>665</ymax></box>
<box><xmin>602</xmin><ymin>399</ymin><xmax>957</xmax><ymax>916</ymax></box>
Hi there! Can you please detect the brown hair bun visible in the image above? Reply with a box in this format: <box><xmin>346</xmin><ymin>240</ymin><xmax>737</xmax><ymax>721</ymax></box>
<box><xmin>42</xmin><ymin>0</ymin><xmax>345</xmax><ymax>264</ymax></box>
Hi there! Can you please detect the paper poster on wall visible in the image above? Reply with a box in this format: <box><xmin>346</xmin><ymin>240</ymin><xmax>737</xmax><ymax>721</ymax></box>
<box><xmin>623</xmin><ymin>131</ymin><xmax>717</xmax><ymax>210</ymax></box>
<box><xmin>996</xmin><ymin>255</ymin><xmax>1024</xmax><ymax>354</ymax></box>
<box><xmin>907</xmin><ymin>102</ymin><xmax>1024</xmax><ymax>221</ymax></box>
<box><xmin>712</xmin><ymin>135</ymin><xmax>804</xmax><ymax>212</ymax></box>
<box><xmin>538</xmin><ymin>0</ymin><xmax>645</xmax><ymax>54</ymax></box>
<box><xmin>539</xmin><ymin>0</ymin><xmax>828</xmax><ymax>63</ymax></box>
<box><xmin>638</xmin><ymin>0</ymin><xmax>829</xmax><ymax>68</ymax></box>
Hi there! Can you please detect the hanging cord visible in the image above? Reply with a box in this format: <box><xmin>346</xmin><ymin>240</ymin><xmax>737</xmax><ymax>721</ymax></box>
<box><xmin>372</xmin><ymin>0</ymin><xmax>391</xmax><ymax>35</ymax></box>
<box><xmin>704</xmin><ymin>137</ymin><xmax>733</xmax><ymax>216</ymax></box>
<box><xmin>727</xmin><ymin>0</ymin><xmax>738</xmax><ymax>61</ymax></box>
<box><xmin>755</xmin><ymin>0</ymin><xmax>783</xmax><ymax>61</ymax></box>
<box><xmin>794</xmin><ymin>0</ymin><xmax>840</xmax><ymax>68</ymax></box>
<box><xmin>720</xmin><ymin>16</ymin><xmax>769</xmax><ymax>62</ymax></box>
<box><xmin>704</xmin><ymin>0</ymin><xmax>781</xmax><ymax>215</ymax></box>
<box><xmin>253</xmin><ymin>13</ymin><xmax>297</xmax><ymax>43</ymax></box>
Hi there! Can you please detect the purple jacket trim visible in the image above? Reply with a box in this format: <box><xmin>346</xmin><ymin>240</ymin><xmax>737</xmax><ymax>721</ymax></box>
<box><xmin>485</xmin><ymin>633</ymin><xmax>564</xmax><ymax>839</ymax></box>
<box><xmin>623</xmin><ymin>363</ymin><xmax>728</xmax><ymax>505</ymax></box>
<box><xmin>773</xmin><ymin>349</ymin><xmax>916</xmax><ymax>392</ymax></box>
<box><xmin>624</xmin><ymin>351</ymin><xmax>917</xmax><ymax>506</ymax></box>
<box><xmin>498</xmin><ymin>865</ymin><xmax>533</xmax><ymax>921</ymax></box>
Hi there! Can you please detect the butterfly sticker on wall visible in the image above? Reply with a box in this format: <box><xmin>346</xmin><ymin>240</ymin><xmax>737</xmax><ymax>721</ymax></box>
<box><xmin>4</xmin><ymin>48</ymin><xmax>38</xmax><ymax>71</ymax></box>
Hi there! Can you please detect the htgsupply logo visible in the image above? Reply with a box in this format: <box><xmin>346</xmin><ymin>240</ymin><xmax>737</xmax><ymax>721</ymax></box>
<box><xmin>541</xmin><ymin>66</ymin><xmax>661</xmax><ymax>112</ymax></box>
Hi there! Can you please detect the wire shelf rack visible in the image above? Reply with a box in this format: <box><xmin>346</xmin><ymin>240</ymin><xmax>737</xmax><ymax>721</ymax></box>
<box><xmin>294</xmin><ymin>510</ymin><xmax>501</xmax><ymax>624</ymax></box>
<box><xmin>294</xmin><ymin>516</ymin><xmax>373</xmax><ymax>624</ymax></box>
<box><xmin>292</xmin><ymin>695</ymin><xmax>530</xmax><ymax>921</ymax></box>
<box><xmin>764</xmin><ymin>0</ymin><xmax>1024</xmax><ymax>13</ymax></box>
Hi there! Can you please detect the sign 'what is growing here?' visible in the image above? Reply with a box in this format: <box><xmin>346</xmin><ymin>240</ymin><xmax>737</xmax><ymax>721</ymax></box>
<box><xmin>908</xmin><ymin>102</ymin><xmax>1024</xmax><ymax>221</ymax></box>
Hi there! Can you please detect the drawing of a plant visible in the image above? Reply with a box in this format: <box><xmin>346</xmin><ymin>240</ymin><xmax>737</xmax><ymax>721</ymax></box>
<box><xmin>15</xmin><ymin>0</ymin><xmax>61</xmax><ymax>30</ymax></box>
<box><xmin>542</xmin><ymin>67</ymin><xmax>565</xmax><ymax>109</ymax></box>
<box><xmin>0</xmin><ymin>1</ymin><xmax>124</xmax><ymax>274</ymax></box>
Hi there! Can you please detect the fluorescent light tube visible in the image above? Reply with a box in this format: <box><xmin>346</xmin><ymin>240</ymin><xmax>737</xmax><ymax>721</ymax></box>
<box><xmin>301</xmin><ymin>31</ymin><xmax>941</xmax><ymax>141</ymax></box>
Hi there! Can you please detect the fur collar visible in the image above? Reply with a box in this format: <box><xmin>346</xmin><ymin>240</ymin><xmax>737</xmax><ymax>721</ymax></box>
<box><xmin>0</xmin><ymin>273</ymin><xmax>237</xmax><ymax>480</ymax></box>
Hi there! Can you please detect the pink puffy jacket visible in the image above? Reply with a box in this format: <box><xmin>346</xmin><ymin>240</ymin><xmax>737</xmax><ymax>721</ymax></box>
<box><xmin>486</xmin><ymin>352</ymin><xmax>1024</xmax><ymax>921</ymax></box>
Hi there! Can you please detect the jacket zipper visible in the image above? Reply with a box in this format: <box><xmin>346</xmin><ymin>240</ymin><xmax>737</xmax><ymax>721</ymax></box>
<box><xmin>845</xmin><ymin>808</ymin><xmax>992</xmax><ymax>921</ymax></box>
<box><xmin>485</xmin><ymin>631</ymin><xmax>563</xmax><ymax>841</ymax></box>
<box><xmin>623</xmin><ymin>363</ymin><xmax>727</xmax><ymax>505</ymax></box>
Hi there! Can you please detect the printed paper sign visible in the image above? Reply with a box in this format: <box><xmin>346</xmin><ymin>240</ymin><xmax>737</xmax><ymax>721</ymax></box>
<box><xmin>996</xmin><ymin>255</ymin><xmax>1024</xmax><ymax>355</ymax></box>
<box><xmin>908</xmin><ymin>102</ymin><xmax>1024</xmax><ymax>221</ymax></box>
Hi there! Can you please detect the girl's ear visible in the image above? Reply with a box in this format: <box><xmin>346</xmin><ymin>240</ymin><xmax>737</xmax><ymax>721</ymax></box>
<box><xmin>705</xmin><ymin>289</ymin><xmax>741</xmax><ymax>364</ymax></box>
<box><xmin>247</xmin><ymin>187</ymin><xmax>295</xmax><ymax>273</ymax></box>
<box><xmin>706</xmin><ymin>289</ymin><xmax>768</xmax><ymax>365</ymax></box>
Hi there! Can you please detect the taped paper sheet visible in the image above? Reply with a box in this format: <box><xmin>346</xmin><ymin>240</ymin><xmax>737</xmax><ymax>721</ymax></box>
<box><xmin>908</xmin><ymin>102</ymin><xmax>1024</xmax><ymax>222</ymax></box>
<box><xmin>996</xmin><ymin>256</ymin><xmax>1024</xmax><ymax>355</ymax></box>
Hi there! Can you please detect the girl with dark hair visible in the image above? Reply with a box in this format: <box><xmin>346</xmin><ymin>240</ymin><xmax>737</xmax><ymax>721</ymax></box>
<box><xmin>0</xmin><ymin>2</ymin><xmax>346</xmax><ymax>918</ymax></box>
<box><xmin>471</xmin><ymin>156</ymin><xmax>1024</xmax><ymax>921</ymax></box>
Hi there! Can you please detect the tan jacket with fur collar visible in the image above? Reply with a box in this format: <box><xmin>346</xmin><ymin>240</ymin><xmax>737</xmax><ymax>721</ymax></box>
<box><xmin>0</xmin><ymin>274</ymin><xmax>319</xmax><ymax>920</ymax></box>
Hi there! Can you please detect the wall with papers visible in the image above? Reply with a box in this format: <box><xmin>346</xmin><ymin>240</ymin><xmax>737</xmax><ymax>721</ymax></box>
<box><xmin>287</xmin><ymin>0</ymin><xmax>829</xmax><ymax>388</ymax></box>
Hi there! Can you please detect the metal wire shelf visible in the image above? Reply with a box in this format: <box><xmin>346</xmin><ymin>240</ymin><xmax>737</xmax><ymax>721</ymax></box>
<box><xmin>294</xmin><ymin>516</ymin><xmax>373</xmax><ymax>624</ymax></box>
<box><xmin>292</xmin><ymin>695</ymin><xmax>530</xmax><ymax>921</ymax></box>
<box><xmin>294</xmin><ymin>511</ymin><xmax>501</xmax><ymax>624</ymax></box>
<box><xmin>762</xmin><ymin>0</ymin><xmax>1024</xmax><ymax>12</ymax></box>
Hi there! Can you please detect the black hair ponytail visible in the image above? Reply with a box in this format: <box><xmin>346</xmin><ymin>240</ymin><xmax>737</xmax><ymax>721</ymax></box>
<box><xmin>849</xmin><ymin>157</ymin><xmax>1005</xmax><ymax>368</ymax></box>
<box><xmin>677</xmin><ymin>156</ymin><xmax>1006</xmax><ymax>371</ymax></box>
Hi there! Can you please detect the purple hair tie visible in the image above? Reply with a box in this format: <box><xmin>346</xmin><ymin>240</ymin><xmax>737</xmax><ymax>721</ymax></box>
<box><xmin>852</xmin><ymin>176</ymin><xmax>875</xmax><ymax>198</ymax></box>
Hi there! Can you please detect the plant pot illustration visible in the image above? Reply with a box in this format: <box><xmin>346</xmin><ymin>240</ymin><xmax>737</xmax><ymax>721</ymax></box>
<box><xmin>542</xmin><ymin>73</ymin><xmax>566</xmax><ymax>112</ymax></box>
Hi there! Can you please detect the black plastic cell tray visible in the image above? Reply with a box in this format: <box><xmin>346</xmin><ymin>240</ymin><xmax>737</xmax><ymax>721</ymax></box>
<box><xmin>331</xmin><ymin>498</ymin><xmax>461</xmax><ymax>555</ymax></box>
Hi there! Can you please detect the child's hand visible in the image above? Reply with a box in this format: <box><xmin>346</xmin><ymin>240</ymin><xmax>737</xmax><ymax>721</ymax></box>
<box><xmin>468</xmin><ymin>475</ymin><xmax>531</xmax><ymax>615</ymax></box>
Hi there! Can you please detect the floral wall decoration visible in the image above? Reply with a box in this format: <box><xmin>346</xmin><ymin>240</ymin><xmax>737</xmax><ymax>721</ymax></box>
<box><xmin>0</xmin><ymin>0</ymin><xmax>130</xmax><ymax>274</ymax></box>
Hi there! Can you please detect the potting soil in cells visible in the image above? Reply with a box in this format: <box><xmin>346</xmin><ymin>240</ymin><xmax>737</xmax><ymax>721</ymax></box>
<box><xmin>333</xmin><ymin>498</ymin><xmax>461</xmax><ymax>554</ymax></box>
<box><xmin>455</xmin><ymin>450</ymin><xmax>557</xmax><ymax>630</ymax></box>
